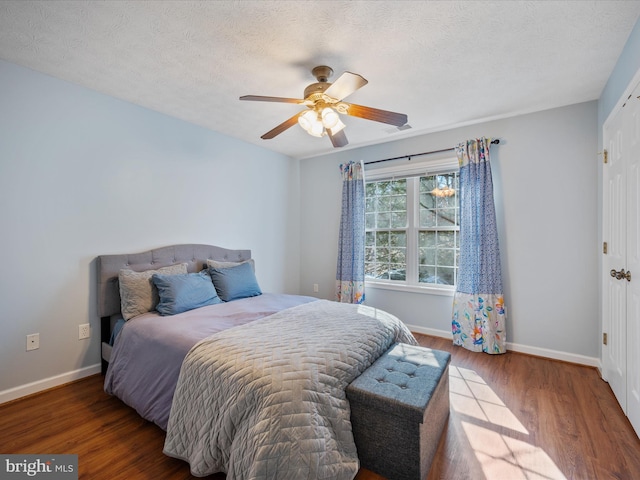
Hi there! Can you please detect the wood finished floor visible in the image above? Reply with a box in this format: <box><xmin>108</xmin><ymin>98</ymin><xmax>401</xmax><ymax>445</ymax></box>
<box><xmin>1</xmin><ymin>334</ymin><xmax>639</xmax><ymax>479</ymax></box>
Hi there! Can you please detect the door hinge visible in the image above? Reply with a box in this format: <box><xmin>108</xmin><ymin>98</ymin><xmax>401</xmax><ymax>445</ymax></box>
<box><xmin>603</xmin><ymin>242</ymin><xmax>608</xmax><ymax>254</ymax></box>
<box><xmin>603</xmin><ymin>332</ymin><xmax>608</xmax><ymax>345</ymax></box>
<box><xmin>603</xmin><ymin>149</ymin><xmax>608</xmax><ymax>164</ymax></box>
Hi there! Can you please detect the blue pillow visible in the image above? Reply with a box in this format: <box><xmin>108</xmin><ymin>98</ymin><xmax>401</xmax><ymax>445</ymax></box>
<box><xmin>208</xmin><ymin>261</ymin><xmax>262</xmax><ymax>302</ymax></box>
<box><xmin>152</xmin><ymin>271</ymin><xmax>221</xmax><ymax>316</ymax></box>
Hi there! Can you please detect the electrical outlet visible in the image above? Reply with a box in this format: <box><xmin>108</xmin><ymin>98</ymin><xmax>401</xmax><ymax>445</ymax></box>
<box><xmin>79</xmin><ymin>323</ymin><xmax>90</xmax><ymax>340</ymax></box>
<box><xmin>26</xmin><ymin>333</ymin><xmax>39</xmax><ymax>351</ymax></box>
<box><xmin>313</xmin><ymin>284</ymin><xmax>319</xmax><ymax>293</ymax></box>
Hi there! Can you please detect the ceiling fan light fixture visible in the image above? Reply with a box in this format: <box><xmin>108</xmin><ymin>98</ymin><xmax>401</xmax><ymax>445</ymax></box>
<box><xmin>321</xmin><ymin>107</ymin><xmax>340</xmax><ymax>129</ymax></box>
<box><xmin>308</xmin><ymin>117</ymin><xmax>325</xmax><ymax>137</ymax></box>
<box><xmin>297</xmin><ymin>110</ymin><xmax>316</xmax><ymax>132</ymax></box>
<box><xmin>298</xmin><ymin>109</ymin><xmax>326</xmax><ymax>137</ymax></box>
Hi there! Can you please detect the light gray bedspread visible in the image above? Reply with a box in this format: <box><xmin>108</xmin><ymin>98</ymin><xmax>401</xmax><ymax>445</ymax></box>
<box><xmin>104</xmin><ymin>293</ymin><xmax>317</xmax><ymax>430</ymax></box>
<box><xmin>163</xmin><ymin>300</ymin><xmax>417</xmax><ymax>479</ymax></box>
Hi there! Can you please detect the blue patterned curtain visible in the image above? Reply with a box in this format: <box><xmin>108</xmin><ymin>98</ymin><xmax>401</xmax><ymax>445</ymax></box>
<box><xmin>336</xmin><ymin>161</ymin><xmax>365</xmax><ymax>303</ymax></box>
<box><xmin>452</xmin><ymin>138</ymin><xmax>506</xmax><ymax>354</ymax></box>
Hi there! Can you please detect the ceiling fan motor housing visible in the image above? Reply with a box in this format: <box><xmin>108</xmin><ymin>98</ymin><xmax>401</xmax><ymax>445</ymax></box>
<box><xmin>312</xmin><ymin>65</ymin><xmax>333</xmax><ymax>82</ymax></box>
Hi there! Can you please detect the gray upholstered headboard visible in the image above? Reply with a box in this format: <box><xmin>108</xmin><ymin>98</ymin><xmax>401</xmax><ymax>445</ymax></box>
<box><xmin>96</xmin><ymin>244</ymin><xmax>251</xmax><ymax>318</ymax></box>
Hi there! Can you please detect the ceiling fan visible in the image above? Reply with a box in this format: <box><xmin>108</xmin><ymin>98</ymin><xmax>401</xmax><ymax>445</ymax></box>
<box><xmin>240</xmin><ymin>66</ymin><xmax>408</xmax><ymax>148</ymax></box>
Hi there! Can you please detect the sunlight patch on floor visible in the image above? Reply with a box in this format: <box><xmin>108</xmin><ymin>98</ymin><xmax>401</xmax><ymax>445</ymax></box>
<box><xmin>450</xmin><ymin>366</ymin><xmax>528</xmax><ymax>434</ymax></box>
<box><xmin>451</xmin><ymin>366</ymin><xmax>567</xmax><ymax>480</ymax></box>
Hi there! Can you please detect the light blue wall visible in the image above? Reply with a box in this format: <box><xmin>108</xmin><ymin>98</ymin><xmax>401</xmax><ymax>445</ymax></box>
<box><xmin>0</xmin><ymin>60</ymin><xmax>300</xmax><ymax>394</ymax></box>
<box><xmin>300</xmin><ymin>101</ymin><xmax>599</xmax><ymax>359</ymax></box>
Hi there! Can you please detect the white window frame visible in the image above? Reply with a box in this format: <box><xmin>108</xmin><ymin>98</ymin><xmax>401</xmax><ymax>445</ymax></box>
<box><xmin>364</xmin><ymin>156</ymin><xmax>459</xmax><ymax>296</ymax></box>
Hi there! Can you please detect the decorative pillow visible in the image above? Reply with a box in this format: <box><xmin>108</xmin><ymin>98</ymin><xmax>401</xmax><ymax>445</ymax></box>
<box><xmin>118</xmin><ymin>263</ymin><xmax>188</xmax><ymax>320</ymax></box>
<box><xmin>206</xmin><ymin>258</ymin><xmax>255</xmax><ymax>271</ymax></box>
<box><xmin>208</xmin><ymin>261</ymin><xmax>262</xmax><ymax>302</ymax></box>
<box><xmin>152</xmin><ymin>271</ymin><xmax>222</xmax><ymax>316</ymax></box>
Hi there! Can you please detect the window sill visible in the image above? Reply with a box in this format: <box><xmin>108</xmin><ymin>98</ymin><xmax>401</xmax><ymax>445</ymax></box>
<box><xmin>365</xmin><ymin>280</ymin><xmax>455</xmax><ymax>296</ymax></box>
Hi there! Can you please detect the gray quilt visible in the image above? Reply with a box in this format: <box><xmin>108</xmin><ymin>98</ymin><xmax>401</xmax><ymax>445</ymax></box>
<box><xmin>163</xmin><ymin>300</ymin><xmax>417</xmax><ymax>479</ymax></box>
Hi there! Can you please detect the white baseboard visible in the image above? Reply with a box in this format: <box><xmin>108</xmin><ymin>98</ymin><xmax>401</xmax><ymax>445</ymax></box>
<box><xmin>407</xmin><ymin>324</ymin><xmax>601</xmax><ymax>369</ymax></box>
<box><xmin>0</xmin><ymin>364</ymin><xmax>101</xmax><ymax>405</ymax></box>
<box><xmin>408</xmin><ymin>325</ymin><xmax>454</xmax><ymax>340</ymax></box>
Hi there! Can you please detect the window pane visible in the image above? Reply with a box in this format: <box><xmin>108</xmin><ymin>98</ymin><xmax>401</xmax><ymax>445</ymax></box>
<box><xmin>390</xmin><ymin>231</ymin><xmax>406</xmax><ymax>247</ymax></box>
<box><xmin>438</xmin><ymin>231</ymin><xmax>455</xmax><ymax>248</ymax></box>
<box><xmin>365</xmin><ymin>247</ymin><xmax>375</xmax><ymax>262</ymax></box>
<box><xmin>390</xmin><ymin>195</ymin><xmax>406</xmax><ymax>211</ymax></box>
<box><xmin>376</xmin><ymin>212</ymin><xmax>391</xmax><ymax>229</ymax></box>
<box><xmin>420</xmin><ymin>176</ymin><xmax>436</xmax><ymax>191</ymax></box>
<box><xmin>366</xmin><ymin>183</ymin><xmax>376</xmax><ymax>196</ymax></box>
<box><xmin>419</xmin><ymin>247</ymin><xmax>436</xmax><ymax>265</ymax></box>
<box><xmin>437</xmin><ymin>248</ymin><xmax>455</xmax><ymax>266</ymax></box>
<box><xmin>419</xmin><ymin>231</ymin><xmax>436</xmax><ymax>248</ymax></box>
<box><xmin>437</xmin><ymin>208</ymin><xmax>456</xmax><ymax>227</ymax></box>
<box><xmin>418</xmin><ymin>266</ymin><xmax>436</xmax><ymax>283</ymax></box>
<box><xmin>365</xmin><ymin>263</ymin><xmax>376</xmax><ymax>277</ymax></box>
<box><xmin>391</xmin><ymin>212</ymin><xmax>407</xmax><ymax>228</ymax></box>
<box><xmin>390</xmin><ymin>181</ymin><xmax>406</xmax><ymax>195</ymax></box>
<box><xmin>376</xmin><ymin>270</ymin><xmax>389</xmax><ymax>280</ymax></box>
<box><xmin>419</xmin><ymin>195</ymin><xmax>434</xmax><ymax>216</ymax></box>
<box><xmin>365</xmin><ymin>231</ymin><xmax>375</xmax><ymax>246</ymax></box>
<box><xmin>365</xmin><ymin>213</ymin><xmax>376</xmax><ymax>229</ymax></box>
<box><xmin>438</xmin><ymin>267</ymin><xmax>455</xmax><ymax>285</ymax></box>
<box><xmin>420</xmin><ymin>208</ymin><xmax>436</xmax><ymax>227</ymax></box>
<box><xmin>390</xmin><ymin>248</ymin><xmax>406</xmax><ymax>264</ymax></box>
<box><xmin>440</xmin><ymin>195</ymin><xmax>457</xmax><ymax>208</ymax></box>
<box><xmin>388</xmin><ymin>265</ymin><xmax>406</xmax><ymax>280</ymax></box>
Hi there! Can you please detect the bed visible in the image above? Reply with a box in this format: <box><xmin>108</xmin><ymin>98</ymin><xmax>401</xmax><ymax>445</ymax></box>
<box><xmin>98</xmin><ymin>244</ymin><xmax>417</xmax><ymax>479</ymax></box>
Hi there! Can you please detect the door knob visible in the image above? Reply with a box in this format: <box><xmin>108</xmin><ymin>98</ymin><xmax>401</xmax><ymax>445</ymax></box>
<box><xmin>610</xmin><ymin>268</ymin><xmax>631</xmax><ymax>281</ymax></box>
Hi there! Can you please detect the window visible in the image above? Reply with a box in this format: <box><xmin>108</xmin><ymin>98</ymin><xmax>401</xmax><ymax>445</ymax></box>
<box><xmin>365</xmin><ymin>169</ymin><xmax>459</xmax><ymax>290</ymax></box>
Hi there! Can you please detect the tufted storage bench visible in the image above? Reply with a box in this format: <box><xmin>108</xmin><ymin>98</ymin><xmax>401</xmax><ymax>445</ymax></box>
<box><xmin>346</xmin><ymin>343</ymin><xmax>451</xmax><ymax>480</ymax></box>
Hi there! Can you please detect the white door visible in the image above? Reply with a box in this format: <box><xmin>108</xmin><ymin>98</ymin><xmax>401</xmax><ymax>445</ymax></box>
<box><xmin>626</xmin><ymin>86</ymin><xmax>640</xmax><ymax>437</ymax></box>
<box><xmin>603</xmin><ymin>80</ymin><xmax>640</xmax><ymax>438</ymax></box>
<box><xmin>603</xmin><ymin>95</ymin><xmax>627</xmax><ymax>411</ymax></box>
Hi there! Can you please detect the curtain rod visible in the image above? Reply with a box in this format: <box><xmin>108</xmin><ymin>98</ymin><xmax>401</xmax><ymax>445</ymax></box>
<box><xmin>364</xmin><ymin>139</ymin><xmax>501</xmax><ymax>166</ymax></box>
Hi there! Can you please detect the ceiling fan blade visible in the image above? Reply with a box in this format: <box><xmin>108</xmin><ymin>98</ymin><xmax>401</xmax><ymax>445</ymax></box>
<box><xmin>327</xmin><ymin>128</ymin><xmax>348</xmax><ymax>148</ymax></box>
<box><xmin>260</xmin><ymin>112</ymin><xmax>302</xmax><ymax>139</ymax></box>
<box><xmin>240</xmin><ymin>95</ymin><xmax>305</xmax><ymax>104</ymax></box>
<box><xmin>324</xmin><ymin>72</ymin><xmax>368</xmax><ymax>101</ymax></box>
<box><xmin>343</xmin><ymin>103</ymin><xmax>408</xmax><ymax>127</ymax></box>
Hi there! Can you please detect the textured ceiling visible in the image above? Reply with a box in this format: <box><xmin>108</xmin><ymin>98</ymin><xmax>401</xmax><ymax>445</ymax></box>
<box><xmin>1</xmin><ymin>1</ymin><xmax>639</xmax><ymax>159</ymax></box>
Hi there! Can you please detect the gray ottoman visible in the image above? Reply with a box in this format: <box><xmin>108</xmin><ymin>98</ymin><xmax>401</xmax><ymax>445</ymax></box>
<box><xmin>346</xmin><ymin>343</ymin><xmax>451</xmax><ymax>480</ymax></box>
